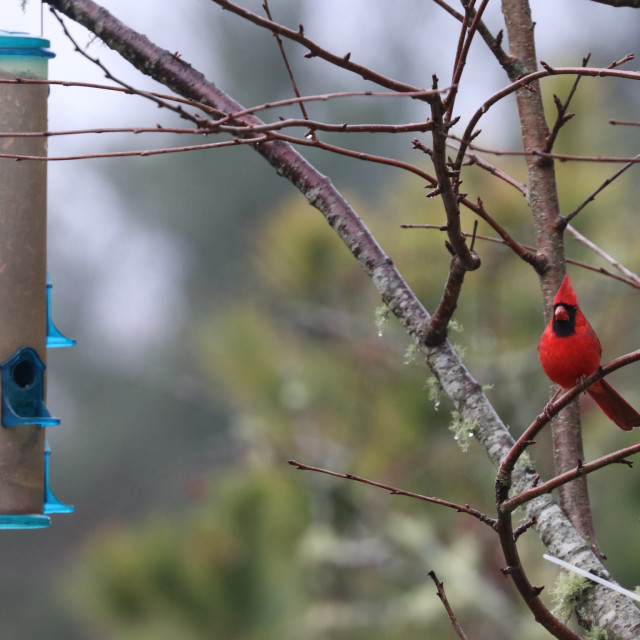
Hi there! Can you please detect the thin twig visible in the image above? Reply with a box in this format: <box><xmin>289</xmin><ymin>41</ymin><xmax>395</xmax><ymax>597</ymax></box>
<box><xmin>0</xmin><ymin>136</ymin><xmax>266</xmax><ymax>161</ymax></box>
<box><xmin>429</xmin><ymin>79</ymin><xmax>481</xmax><ymax>271</ymax></box>
<box><xmin>287</xmin><ymin>460</ymin><xmax>497</xmax><ymax>529</ymax></box>
<box><xmin>566</xmin><ymin>224</ymin><xmax>640</xmax><ymax>286</ymax></box>
<box><xmin>445</xmin><ymin>0</ymin><xmax>491</xmax><ymax>121</ymax></box>
<box><xmin>460</xmin><ymin>197</ymin><xmax>545</xmax><ymax>271</ymax></box>
<box><xmin>213</xmin><ymin>0</ymin><xmax>432</xmax><ymax>97</ymax></box>
<box><xmin>215</xmin><ymin>117</ymin><xmax>435</xmax><ymax>135</ymax></box>
<box><xmin>0</xmin><ymin>76</ymin><xmax>219</xmax><ymax>116</ymax></box>
<box><xmin>609</xmin><ymin>119</ymin><xmax>640</xmax><ymax>126</ymax></box>
<box><xmin>543</xmin><ymin>53</ymin><xmax>590</xmax><ymax>153</ymax></box>
<box><xmin>454</xmin><ymin>65</ymin><xmax>640</xmax><ymax>168</ymax></box>
<box><xmin>51</xmin><ymin>7</ymin><xmax>215</xmax><ymax>123</ymax></box>
<box><xmin>606</xmin><ymin>52</ymin><xmax>635</xmax><ymax>69</ymax></box>
<box><xmin>213</xmin><ymin>88</ymin><xmax>451</xmax><ymax>126</ymax></box>
<box><xmin>401</xmin><ymin>224</ymin><xmax>640</xmax><ymax>287</ymax></box>
<box><xmin>450</xmin><ymin>133</ymin><xmax>640</xmax><ymax>164</ymax></box>
<box><xmin>562</xmin><ymin>154</ymin><xmax>640</xmax><ymax>226</ymax></box>
<box><xmin>262</xmin><ymin>0</ymin><xmax>315</xmax><ymax>139</ymax></box>
<box><xmin>532</xmin><ymin>150</ymin><xmax>640</xmax><ymax>164</ymax></box>
<box><xmin>463</xmin><ymin>152</ymin><xmax>529</xmax><ymax>196</ymax></box>
<box><xmin>428</xmin><ymin>571</ymin><xmax>470</xmax><ymax>640</ymax></box>
<box><xmin>431</xmin><ymin>0</ymin><xmax>511</xmax><ymax>73</ymax></box>
<box><xmin>503</xmin><ymin>440</ymin><xmax>640</xmax><ymax>513</ymax></box>
<box><xmin>272</xmin><ymin>130</ymin><xmax>438</xmax><ymax>187</ymax></box>
<box><xmin>0</xmin><ymin>126</ymin><xmax>208</xmax><ymax>137</ymax></box>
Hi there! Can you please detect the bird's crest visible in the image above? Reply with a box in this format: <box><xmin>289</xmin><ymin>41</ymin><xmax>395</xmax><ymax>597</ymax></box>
<box><xmin>554</xmin><ymin>274</ymin><xmax>577</xmax><ymax>307</ymax></box>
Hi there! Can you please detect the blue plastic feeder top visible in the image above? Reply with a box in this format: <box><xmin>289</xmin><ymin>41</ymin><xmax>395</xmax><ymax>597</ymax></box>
<box><xmin>0</xmin><ymin>30</ymin><xmax>55</xmax><ymax>79</ymax></box>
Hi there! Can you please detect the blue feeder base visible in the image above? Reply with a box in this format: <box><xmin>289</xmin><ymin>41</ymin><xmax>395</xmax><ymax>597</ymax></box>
<box><xmin>0</xmin><ymin>514</ymin><xmax>50</xmax><ymax>529</ymax></box>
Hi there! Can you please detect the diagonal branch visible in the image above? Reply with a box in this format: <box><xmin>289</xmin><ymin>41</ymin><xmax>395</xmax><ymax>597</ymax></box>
<box><xmin>460</xmin><ymin>196</ymin><xmax>545</xmax><ymax>271</ymax></box>
<box><xmin>211</xmin><ymin>0</ymin><xmax>432</xmax><ymax>97</ymax></box>
<box><xmin>567</xmin><ymin>224</ymin><xmax>640</xmax><ymax>286</ymax></box>
<box><xmin>421</xmin><ymin>255</ymin><xmax>468</xmax><ymax>346</ymax></box>
<box><xmin>402</xmin><ymin>224</ymin><xmax>640</xmax><ymax>287</ymax></box>
<box><xmin>503</xmin><ymin>440</ymin><xmax>640</xmax><ymax>513</ymax></box>
<box><xmin>588</xmin><ymin>0</ymin><xmax>640</xmax><ymax>5</ymax></box>
<box><xmin>453</xmin><ymin>65</ymin><xmax>640</xmax><ymax>172</ymax></box>
<box><xmin>431</xmin><ymin>0</ymin><xmax>512</xmax><ymax>73</ymax></box>
<box><xmin>288</xmin><ymin>459</ymin><xmax>497</xmax><ymax>528</ymax></box>
<box><xmin>562</xmin><ymin>153</ymin><xmax>640</xmax><ymax>227</ymax></box>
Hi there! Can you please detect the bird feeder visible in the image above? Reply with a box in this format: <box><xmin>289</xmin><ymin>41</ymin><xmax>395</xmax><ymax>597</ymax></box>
<box><xmin>0</xmin><ymin>30</ymin><xmax>73</xmax><ymax>528</ymax></box>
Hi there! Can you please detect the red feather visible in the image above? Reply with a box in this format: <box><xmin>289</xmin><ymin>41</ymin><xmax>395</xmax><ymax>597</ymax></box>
<box><xmin>538</xmin><ymin>274</ymin><xmax>640</xmax><ymax>430</ymax></box>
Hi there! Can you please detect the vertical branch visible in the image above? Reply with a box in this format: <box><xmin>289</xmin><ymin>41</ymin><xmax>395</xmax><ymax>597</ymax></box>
<box><xmin>421</xmin><ymin>82</ymin><xmax>481</xmax><ymax>345</ymax></box>
<box><xmin>500</xmin><ymin>0</ymin><xmax>601</xmax><ymax>556</ymax></box>
<box><xmin>445</xmin><ymin>0</ymin><xmax>492</xmax><ymax>121</ymax></box>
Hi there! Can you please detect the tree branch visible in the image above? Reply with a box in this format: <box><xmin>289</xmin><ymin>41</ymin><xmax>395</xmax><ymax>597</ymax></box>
<box><xmin>562</xmin><ymin>154</ymin><xmax>640</xmax><ymax>227</ymax></box>
<box><xmin>445</xmin><ymin>0</ymin><xmax>492</xmax><ymax>120</ymax></box>
<box><xmin>566</xmin><ymin>224</ymin><xmax>640</xmax><ymax>286</ymax></box>
<box><xmin>453</xmin><ymin>65</ymin><xmax>640</xmax><ymax>172</ymax></box>
<box><xmin>421</xmin><ymin>255</ymin><xmax>468</xmax><ymax>346</ymax></box>
<box><xmin>429</xmin><ymin>85</ymin><xmax>481</xmax><ymax>273</ymax></box>
<box><xmin>211</xmin><ymin>0</ymin><xmax>432</xmax><ymax>97</ymax></box>
<box><xmin>287</xmin><ymin>459</ymin><xmax>497</xmax><ymax>528</ymax></box>
<box><xmin>503</xmin><ymin>440</ymin><xmax>640</xmax><ymax>513</ymax></box>
<box><xmin>428</xmin><ymin>571</ymin><xmax>470</xmax><ymax>640</ymax></box>
<box><xmin>543</xmin><ymin>54</ymin><xmax>590</xmax><ymax>154</ymax></box>
<box><xmin>588</xmin><ymin>0</ymin><xmax>640</xmax><ymax>6</ymax></box>
<box><xmin>401</xmin><ymin>224</ymin><xmax>640</xmax><ymax>287</ymax></box>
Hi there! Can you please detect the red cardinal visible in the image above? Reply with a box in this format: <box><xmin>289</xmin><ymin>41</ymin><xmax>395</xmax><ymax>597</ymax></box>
<box><xmin>538</xmin><ymin>274</ymin><xmax>640</xmax><ymax>430</ymax></box>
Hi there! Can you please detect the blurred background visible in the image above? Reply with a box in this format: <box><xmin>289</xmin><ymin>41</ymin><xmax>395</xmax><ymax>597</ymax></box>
<box><xmin>3</xmin><ymin>1</ymin><xmax>640</xmax><ymax>638</ymax></box>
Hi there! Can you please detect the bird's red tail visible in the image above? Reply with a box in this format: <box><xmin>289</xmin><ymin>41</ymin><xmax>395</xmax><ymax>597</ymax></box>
<box><xmin>587</xmin><ymin>379</ymin><xmax>640</xmax><ymax>431</ymax></box>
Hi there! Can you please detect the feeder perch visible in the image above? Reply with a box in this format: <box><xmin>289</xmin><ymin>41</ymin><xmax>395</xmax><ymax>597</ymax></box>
<box><xmin>46</xmin><ymin>275</ymin><xmax>76</xmax><ymax>348</ymax></box>
<box><xmin>43</xmin><ymin>441</ymin><xmax>73</xmax><ymax>514</ymax></box>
